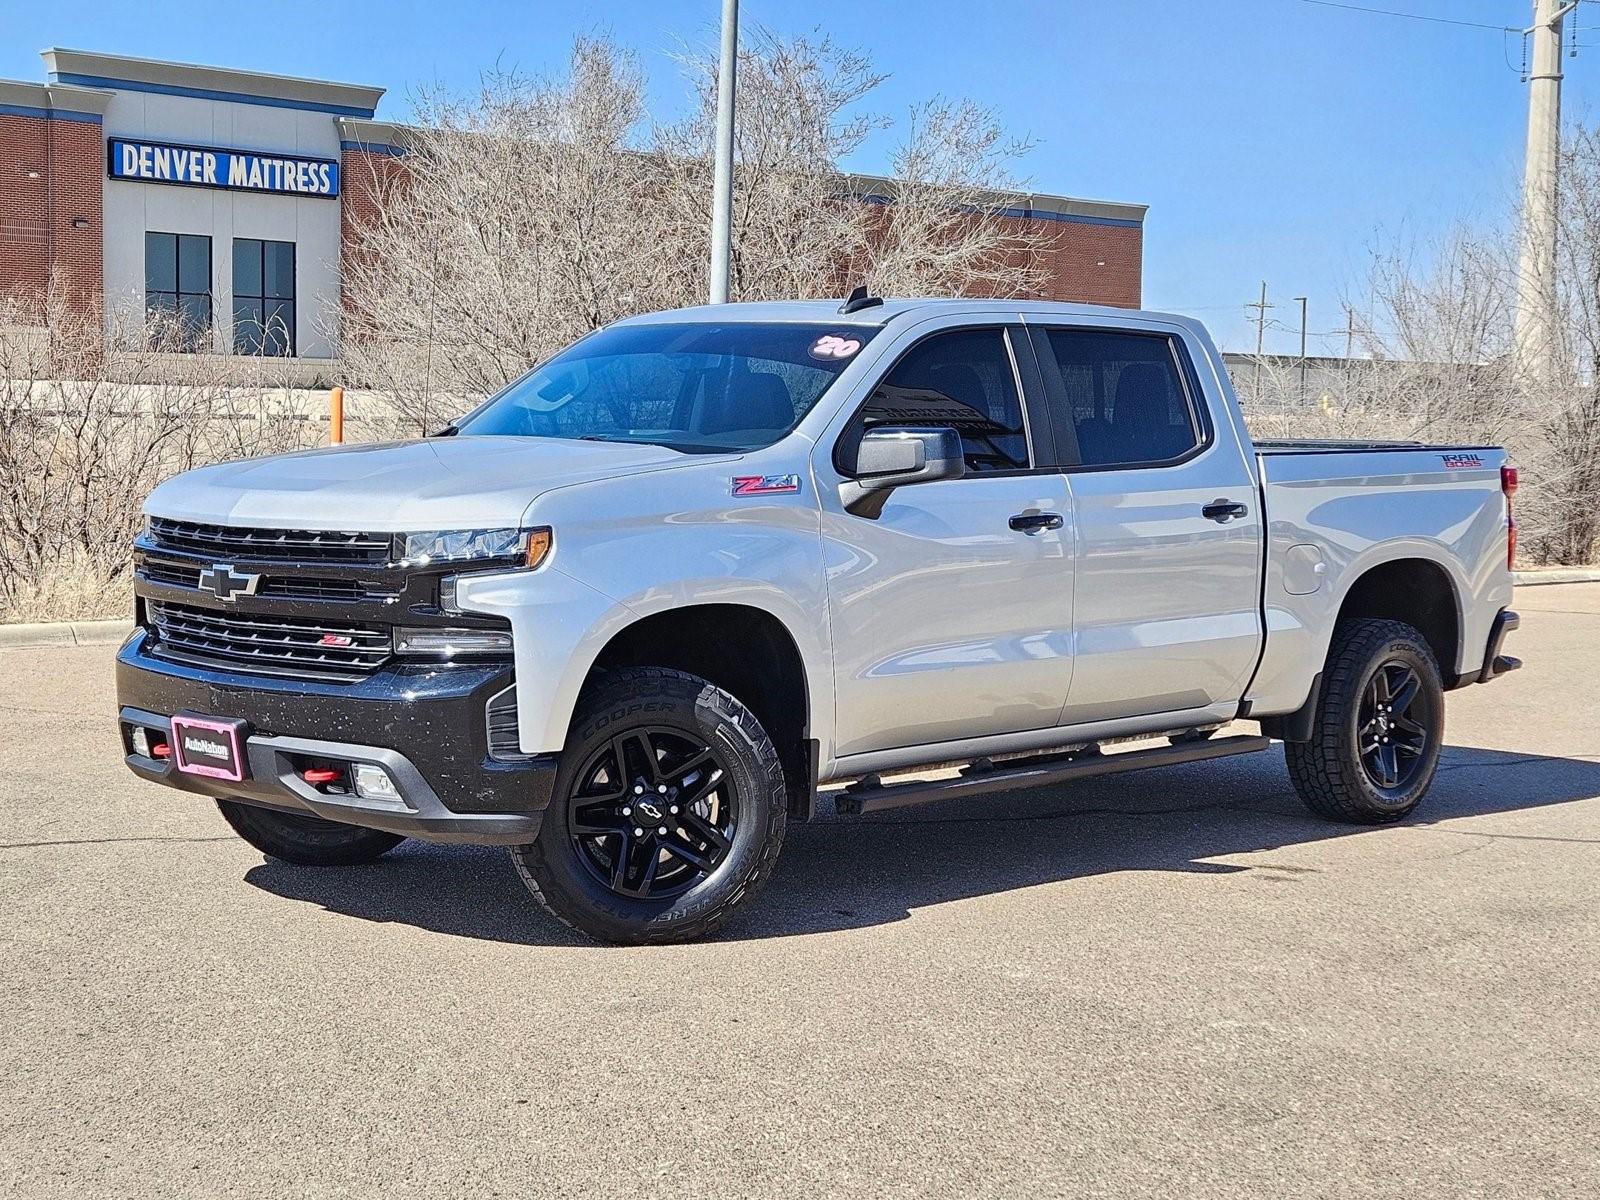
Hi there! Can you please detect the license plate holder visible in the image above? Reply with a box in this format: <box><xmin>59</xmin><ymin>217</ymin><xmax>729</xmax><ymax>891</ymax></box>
<box><xmin>169</xmin><ymin>712</ymin><xmax>250</xmax><ymax>783</ymax></box>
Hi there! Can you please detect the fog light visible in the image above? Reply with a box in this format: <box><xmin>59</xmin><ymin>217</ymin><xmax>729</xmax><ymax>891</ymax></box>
<box><xmin>130</xmin><ymin>726</ymin><xmax>150</xmax><ymax>757</ymax></box>
<box><xmin>353</xmin><ymin>764</ymin><xmax>401</xmax><ymax>803</ymax></box>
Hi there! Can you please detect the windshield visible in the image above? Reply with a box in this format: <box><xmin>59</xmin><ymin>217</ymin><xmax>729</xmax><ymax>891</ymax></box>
<box><xmin>454</xmin><ymin>322</ymin><xmax>879</xmax><ymax>452</ymax></box>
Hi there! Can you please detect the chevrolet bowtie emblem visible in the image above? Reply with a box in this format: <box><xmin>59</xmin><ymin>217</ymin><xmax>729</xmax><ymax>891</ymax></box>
<box><xmin>197</xmin><ymin>563</ymin><xmax>261</xmax><ymax>603</ymax></box>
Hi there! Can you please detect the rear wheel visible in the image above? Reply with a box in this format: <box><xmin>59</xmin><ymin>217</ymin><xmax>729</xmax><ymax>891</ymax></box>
<box><xmin>1285</xmin><ymin>618</ymin><xmax>1445</xmax><ymax>824</ymax></box>
<box><xmin>513</xmin><ymin>667</ymin><xmax>787</xmax><ymax>945</ymax></box>
<box><xmin>217</xmin><ymin>800</ymin><xmax>405</xmax><ymax>865</ymax></box>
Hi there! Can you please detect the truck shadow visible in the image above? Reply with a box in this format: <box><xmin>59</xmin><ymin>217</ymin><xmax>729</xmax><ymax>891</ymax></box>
<box><xmin>242</xmin><ymin>744</ymin><xmax>1600</xmax><ymax>946</ymax></box>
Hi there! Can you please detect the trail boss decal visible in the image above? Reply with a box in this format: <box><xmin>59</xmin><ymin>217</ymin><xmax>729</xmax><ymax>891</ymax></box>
<box><xmin>809</xmin><ymin>334</ymin><xmax>862</xmax><ymax>360</ymax></box>
<box><xmin>1441</xmin><ymin>453</ymin><xmax>1485</xmax><ymax>470</ymax></box>
<box><xmin>731</xmin><ymin>474</ymin><xmax>802</xmax><ymax>497</ymax></box>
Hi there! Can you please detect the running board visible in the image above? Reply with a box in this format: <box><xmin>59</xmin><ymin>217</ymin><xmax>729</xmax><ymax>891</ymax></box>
<box><xmin>834</xmin><ymin>734</ymin><xmax>1273</xmax><ymax>816</ymax></box>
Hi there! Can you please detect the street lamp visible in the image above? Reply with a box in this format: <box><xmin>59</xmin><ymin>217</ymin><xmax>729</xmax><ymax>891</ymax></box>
<box><xmin>708</xmin><ymin>0</ymin><xmax>739</xmax><ymax>304</ymax></box>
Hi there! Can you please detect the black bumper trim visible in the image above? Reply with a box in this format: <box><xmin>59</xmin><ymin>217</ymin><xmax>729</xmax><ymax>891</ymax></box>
<box><xmin>1477</xmin><ymin>608</ymin><xmax>1522</xmax><ymax>684</ymax></box>
<box><xmin>121</xmin><ymin>707</ymin><xmax>547</xmax><ymax>845</ymax></box>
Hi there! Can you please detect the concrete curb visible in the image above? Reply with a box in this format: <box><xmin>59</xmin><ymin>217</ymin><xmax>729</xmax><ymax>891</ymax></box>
<box><xmin>1514</xmin><ymin>568</ymin><xmax>1600</xmax><ymax>586</ymax></box>
<box><xmin>0</xmin><ymin>619</ymin><xmax>132</xmax><ymax>650</ymax></box>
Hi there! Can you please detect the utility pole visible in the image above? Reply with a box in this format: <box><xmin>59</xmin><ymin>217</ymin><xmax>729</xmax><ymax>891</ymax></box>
<box><xmin>708</xmin><ymin>0</ymin><xmax>739</xmax><ymax>304</ymax></box>
<box><xmin>1247</xmin><ymin>281</ymin><xmax>1273</xmax><ymax>404</ymax></box>
<box><xmin>1293</xmin><ymin>296</ymin><xmax>1308</xmax><ymax>403</ymax></box>
<box><xmin>1514</xmin><ymin>0</ymin><xmax>1577</xmax><ymax>386</ymax></box>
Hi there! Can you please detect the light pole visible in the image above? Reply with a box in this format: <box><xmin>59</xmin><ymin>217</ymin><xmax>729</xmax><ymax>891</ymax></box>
<box><xmin>1292</xmin><ymin>296</ymin><xmax>1308</xmax><ymax>403</ymax></box>
<box><xmin>1514</xmin><ymin>0</ymin><xmax>1577</xmax><ymax>387</ymax></box>
<box><xmin>708</xmin><ymin>0</ymin><xmax>739</xmax><ymax>304</ymax></box>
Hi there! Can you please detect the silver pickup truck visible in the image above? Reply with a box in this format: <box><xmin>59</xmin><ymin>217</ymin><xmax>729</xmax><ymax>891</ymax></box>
<box><xmin>117</xmin><ymin>296</ymin><xmax>1522</xmax><ymax>943</ymax></box>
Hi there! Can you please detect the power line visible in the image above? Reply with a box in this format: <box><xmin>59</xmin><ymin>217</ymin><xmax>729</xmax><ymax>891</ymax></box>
<box><xmin>1294</xmin><ymin>0</ymin><xmax>1518</xmax><ymax>33</ymax></box>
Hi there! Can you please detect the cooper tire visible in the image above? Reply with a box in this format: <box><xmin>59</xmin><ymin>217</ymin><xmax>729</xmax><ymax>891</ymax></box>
<box><xmin>1285</xmin><ymin>618</ymin><xmax>1445</xmax><ymax>824</ymax></box>
<box><xmin>217</xmin><ymin>800</ymin><xmax>406</xmax><ymax>865</ymax></box>
<box><xmin>513</xmin><ymin>667</ymin><xmax>787</xmax><ymax>945</ymax></box>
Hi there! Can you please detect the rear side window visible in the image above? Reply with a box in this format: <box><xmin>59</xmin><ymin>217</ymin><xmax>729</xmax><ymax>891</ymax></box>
<box><xmin>1038</xmin><ymin>330</ymin><xmax>1200</xmax><ymax>468</ymax></box>
<box><xmin>855</xmin><ymin>328</ymin><xmax>1029</xmax><ymax>472</ymax></box>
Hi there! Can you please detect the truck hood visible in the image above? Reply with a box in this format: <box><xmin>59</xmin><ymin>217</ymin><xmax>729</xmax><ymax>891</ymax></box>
<box><xmin>144</xmin><ymin>435</ymin><xmax>713</xmax><ymax>531</ymax></box>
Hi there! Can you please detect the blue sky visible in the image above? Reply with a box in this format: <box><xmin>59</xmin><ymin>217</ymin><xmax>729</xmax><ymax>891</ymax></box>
<box><xmin>7</xmin><ymin>0</ymin><xmax>1596</xmax><ymax>353</ymax></box>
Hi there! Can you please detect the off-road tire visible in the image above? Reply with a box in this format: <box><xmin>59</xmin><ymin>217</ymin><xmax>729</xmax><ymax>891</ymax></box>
<box><xmin>217</xmin><ymin>800</ymin><xmax>406</xmax><ymax>865</ymax></box>
<box><xmin>513</xmin><ymin>667</ymin><xmax>788</xmax><ymax>945</ymax></box>
<box><xmin>1285</xmin><ymin>618</ymin><xmax>1445</xmax><ymax>824</ymax></box>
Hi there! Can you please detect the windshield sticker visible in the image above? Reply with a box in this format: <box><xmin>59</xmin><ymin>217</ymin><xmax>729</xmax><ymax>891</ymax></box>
<box><xmin>809</xmin><ymin>334</ymin><xmax>863</xmax><ymax>361</ymax></box>
<box><xmin>732</xmin><ymin>474</ymin><xmax>802</xmax><ymax>497</ymax></box>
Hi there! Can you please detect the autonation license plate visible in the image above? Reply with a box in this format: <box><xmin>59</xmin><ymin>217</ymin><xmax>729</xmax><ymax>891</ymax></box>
<box><xmin>169</xmin><ymin>713</ymin><xmax>249</xmax><ymax>783</ymax></box>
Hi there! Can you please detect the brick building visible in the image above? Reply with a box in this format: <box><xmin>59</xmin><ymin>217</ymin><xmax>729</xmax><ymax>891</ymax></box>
<box><xmin>1</xmin><ymin>49</ymin><xmax>1146</xmax><ymax>364</ymax></box>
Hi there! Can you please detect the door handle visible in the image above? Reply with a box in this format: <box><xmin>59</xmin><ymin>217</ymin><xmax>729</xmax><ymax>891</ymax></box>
<box><xmin>1009</xmin><ymin>512</ymin><xmax>1064</xmax><ymax>533</ymax></box>
<box><xmin>1201</xmin><ymin>499</ymin><xmax>1249</xmax><ymax>523</ymax></box>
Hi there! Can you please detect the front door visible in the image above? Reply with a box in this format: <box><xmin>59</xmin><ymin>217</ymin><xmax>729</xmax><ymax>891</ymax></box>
<box><xmin>819</xmin><ymin>324</ymin><xmax>1075</xmax><ymax>758</ymax></box>
<box><xmin>1027</xmin><ymin>323</ymin><xmax>1264</xmax><ymax>726</ymax></box>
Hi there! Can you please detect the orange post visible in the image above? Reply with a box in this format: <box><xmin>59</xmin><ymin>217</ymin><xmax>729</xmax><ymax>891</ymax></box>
<box><xmin>329</xmin><ymin>386</ymin><xmax>345</xmax><ymax>445</ymax></box>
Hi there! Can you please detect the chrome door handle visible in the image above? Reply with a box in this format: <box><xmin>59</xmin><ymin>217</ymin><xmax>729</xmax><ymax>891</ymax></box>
<box><xmin>1009</xmin><ymin>512</ymin><xmax>1064</xmax><ymax>533</ymax></box>
<box><xmin>1202</xmin><ymin>499</ymin><xmax>1248</xmax><ymax>523</ymax></box>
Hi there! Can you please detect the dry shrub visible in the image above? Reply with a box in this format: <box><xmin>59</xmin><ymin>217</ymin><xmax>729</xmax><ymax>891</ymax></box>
<box><xmin>0</xmin><ymin>283</ymin><xmax>322</xmax><ymax>617</ymax></box>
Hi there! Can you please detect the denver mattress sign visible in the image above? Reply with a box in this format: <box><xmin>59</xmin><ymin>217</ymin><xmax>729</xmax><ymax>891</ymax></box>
<box><xmin>107</xmin><ymin>137</ymin><xmax>340</xmax><ymax>198</ymax></box>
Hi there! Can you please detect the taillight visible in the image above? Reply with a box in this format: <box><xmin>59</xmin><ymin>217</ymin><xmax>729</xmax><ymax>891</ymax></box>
<box><xmin>1502</xmin><ymin>465</ymin><xmax>1518</xmax><ymax>569</ymax></box>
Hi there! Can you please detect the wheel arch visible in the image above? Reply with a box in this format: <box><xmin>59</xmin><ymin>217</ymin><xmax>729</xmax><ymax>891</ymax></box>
<box><xmin>579</xmin><ymin>603</ymin><xmax>819</xmax><ymax>819</ymax></box>
<box><xmin>1331</xmin><ymin>555</ymin><xmax>1462</xmax><ymax>682</ymax></box>
<box><xmin>1262</xmin><ymin>552</ymin><xmax>1464</xmax><ymax>743</ymax></box>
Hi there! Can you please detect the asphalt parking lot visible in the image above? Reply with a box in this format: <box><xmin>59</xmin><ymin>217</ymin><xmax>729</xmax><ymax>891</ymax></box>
<box><xmin>2</xmin><ymin>585</ymin><xmax>1597</xmax><ymax>1199</ymax></box>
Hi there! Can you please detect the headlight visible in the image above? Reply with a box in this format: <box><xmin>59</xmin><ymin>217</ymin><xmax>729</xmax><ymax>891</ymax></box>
<box><xmin>393</xmin><ymin>626</ymin><xmax>515</xmax><ymax>657</ymax></box>
<box><xmin>395</xmin><ymin>527</ymin><xmax>551</xmax><ymax>568</ymax></box>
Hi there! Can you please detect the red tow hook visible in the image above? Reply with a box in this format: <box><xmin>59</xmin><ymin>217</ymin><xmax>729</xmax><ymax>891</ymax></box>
<box><xmin>302</xmin><ymin>767</ymin><xmax>343</xmax><ymax>785</ymax></box>
<box><xmin>151</xmin><ymin>742</ymin><xmax>172</xmax><ymax>759</ymax></box>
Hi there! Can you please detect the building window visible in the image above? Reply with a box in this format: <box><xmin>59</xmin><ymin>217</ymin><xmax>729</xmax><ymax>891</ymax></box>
<box><xmin>232</xmin><ymin>238</ymin><xmax>296</xmax><ymax>356</ymax></box>
<box><xmin>145</xmin><ymin>232</ymin><xmax>212</xmax><ymax>351</ymax></box>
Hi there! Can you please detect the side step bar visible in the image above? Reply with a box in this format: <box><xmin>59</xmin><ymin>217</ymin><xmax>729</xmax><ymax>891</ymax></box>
<box><xmin>834</xmin><ymin>734</ymin><xmax>1273</xmax><ymax>816</ymax></box>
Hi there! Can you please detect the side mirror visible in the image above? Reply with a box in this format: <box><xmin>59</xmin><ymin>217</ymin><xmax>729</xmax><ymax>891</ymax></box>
<box><xmin>840</xmin><ymin>425</ymin><xmax>964</xmax><ymax>516</ymax></box>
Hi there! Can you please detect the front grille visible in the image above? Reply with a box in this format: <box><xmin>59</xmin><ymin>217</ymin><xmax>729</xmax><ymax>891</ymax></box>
<box><xmin>147</xmin><ymin>599</ymin><xmax>392</xmax><ymax>678</ymax></box>
<box><xmin>148</xmin><ymin>518</ymin><xmax>392</xmax><ymax>564</ymax></box>
<box><xmin>139</xmin><ymin>562</ymin><xmax>374</xmax><ymax>602</ymax></box>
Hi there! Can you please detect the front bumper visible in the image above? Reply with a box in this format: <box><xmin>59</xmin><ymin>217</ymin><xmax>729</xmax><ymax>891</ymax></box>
<box><xmin>116</xmin><ymin>630</ymin><xmax>557</xmax><ymax>845</ymax></box>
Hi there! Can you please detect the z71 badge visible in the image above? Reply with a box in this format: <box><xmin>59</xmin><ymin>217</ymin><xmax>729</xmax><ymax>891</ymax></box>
<box><xmin>731</xmin><ymin>474</ymin><xmax>802</xmax><ymax>496</ymax></box>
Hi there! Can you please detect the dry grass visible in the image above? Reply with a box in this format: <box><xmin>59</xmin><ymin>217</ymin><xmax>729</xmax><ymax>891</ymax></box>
<box><xmin>0</xmin><ymin>550</ymin><xmax>130</xmax><ymax>623</ymax></box>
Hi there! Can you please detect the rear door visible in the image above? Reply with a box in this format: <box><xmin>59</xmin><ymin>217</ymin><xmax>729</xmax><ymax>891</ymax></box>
<box><xmin>1026</xmin><ymin>322</ymin><xmax>1264</xmax><ymax>725</ymax></box>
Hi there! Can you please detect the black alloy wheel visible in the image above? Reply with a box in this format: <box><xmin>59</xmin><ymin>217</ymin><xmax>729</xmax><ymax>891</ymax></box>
<box><xmin>513</xmin><ymin>666</ymin><xmax>789</xmax><ymax>944</ymax></box>
<box><xmin>1356</xmin><ymin>659</ymin><xmax>1434</xmax><ymax>791</ymax></box>
<box><xmin>1285</xmin><ymin>618</ymin><xmax>1445</xmax><ymax>825</ymax></box>
<box><xmin>568</xmin><ymin>725</ymin><xmax>738</xmax><ymax>901</ymax></box>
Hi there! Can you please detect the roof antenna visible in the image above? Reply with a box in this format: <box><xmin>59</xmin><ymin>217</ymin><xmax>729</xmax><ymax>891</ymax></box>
<box><xmin>838</xmin><ymin>285</ymin><xmax>883</xmax><ymax>315</ymax></box>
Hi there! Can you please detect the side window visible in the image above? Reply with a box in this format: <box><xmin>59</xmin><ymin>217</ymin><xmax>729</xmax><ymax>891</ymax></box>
<box><xmin>1040</xmin><ymin>329</ymin><xmax>1201</xmax><ymax>467</ymax></box>
<box><xmin>857</xmin><ymin>328</ymin><xmax>1029</xmax><ymax>472</ymax></box>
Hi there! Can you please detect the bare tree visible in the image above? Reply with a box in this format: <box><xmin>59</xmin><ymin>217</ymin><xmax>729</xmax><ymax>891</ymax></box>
<box><xmin>1232</xmin><ymin>203</ymin><xmax>1600</xmax><ymax>564</ymax></box>
<box><xmin>338</xmin><ymin>30</ymin><xmax>1057</xmax><ymax>432</ymax></box>
<box><xmin>339</xmin><ymin>38</ymin><xmax>675</xmax><ymax>432</ymax></box>
<box><xmin>1540</xmin><ymin>124</ymin><xmax>1600</xmax><ymax>563</ymax></box>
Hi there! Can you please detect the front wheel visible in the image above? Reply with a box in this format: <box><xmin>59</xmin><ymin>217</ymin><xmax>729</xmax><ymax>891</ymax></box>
<box><xmin>1285</xmin><ymin>618</ymin><xmax>1445</xmax><ymax>824</ymax></box>
<box><xmin>512</xmin><ymin>667</ymin><xmax>788</xmax><ymax>944</ymax></box>
<box><xmin>217</xmin><ymin>800</ymin><xmax>406</xmax><ymax>865</ymax></box>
